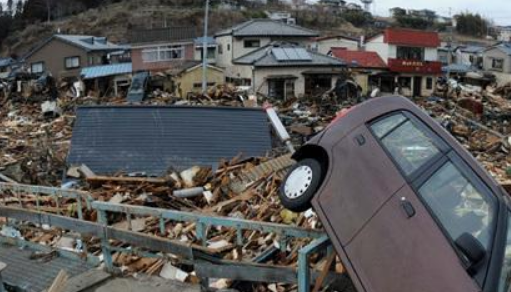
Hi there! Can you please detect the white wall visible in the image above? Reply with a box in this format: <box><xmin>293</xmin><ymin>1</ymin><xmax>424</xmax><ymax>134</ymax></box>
<box><xmin>216</xmin><ymin>35</ymin><xmax>233</xmax><ymax>68</ymax></box>
<box><xmin>314</xmin><ymin>38</ymin><xmax>359</xmax><ymax>55</ymax></box>
<box><xmin>424</xmin><ymin>47</ymin><xmax>438</xmax><ymax>61</ymax></box>
<box><xmin>365</xmin><ymin>35</ymin><xmax>390</xmax><ymax>63</ymax></box>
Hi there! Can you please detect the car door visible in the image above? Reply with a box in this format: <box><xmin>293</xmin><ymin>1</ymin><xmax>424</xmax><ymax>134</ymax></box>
<box><xmin>343</xmin><ymin>113</ymin><xmax>497</xmax><ymax>292</ymax></box>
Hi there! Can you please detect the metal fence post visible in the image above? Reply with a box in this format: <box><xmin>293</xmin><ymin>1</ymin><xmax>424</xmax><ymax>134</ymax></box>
<box><xmin>297</xmin><ymin>236</ymin><xmax>331</xmax><ymax>292</ymax></box>
<box><xmin>97</xmin><ymin>209</ymin><xmax>114</xmax><ymax>271</ymax></box>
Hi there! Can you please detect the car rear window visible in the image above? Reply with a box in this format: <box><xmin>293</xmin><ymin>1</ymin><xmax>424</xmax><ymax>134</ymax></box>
<box><xmin>418</xmin><ymin>161</ymin><xmax>496</xmax><ymax>251</ymax></box>
<box><xmin>371</xmin><ymin>114</ymin><xmax>441</xmax><ymax>176</ymax></box>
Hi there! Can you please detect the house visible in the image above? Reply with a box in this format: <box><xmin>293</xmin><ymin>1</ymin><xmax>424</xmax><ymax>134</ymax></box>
<box><xmin>482</xmin><ymin>42</ymin><xmax>511</xmax><ymax>84</ymax></box>
<box><xmin>408</xmin><ymin>9</ymin><xmax>437</xmax><ymax>22</ymax></box>
<box><xmin>233</xmin><ymin>42</ymin><xmax>345</xmax><ymax>99</ymax></box>
<box><xmin>215</xmin><ymin>19</ymin><xmax>319</xmax><ymax>85</ymax></box>
<box><xmin>80</xmin><ymin>62</ymin><xmax>133</xmax><ymax>97</ymax></box>
<box><xmin>130</xmin><ymin>27</ymin><xmax>197</xmax><ymax>73</ymax></box>
<box><xmin>317</xmin><ymin>0</ymin><xmax>346</xmax><ymax>12</ymax></box>
<box><xmin>267</xmin><ymin>11</ymin><xmax>296</xmax><ymax>25</ymax></box>
<box><xmin>24</xmin><ymin>34</ymin><xmax>128</xmax><ymax>79</ymax></box>
<box><xmin>365</xmin><ymin>28</ymin><xmax>442</xmax><ymax>97</ymax></box>
<box><xmin>168</xmin><ymin>61</ymin><xmax>224</xmax><ymax>98</ymax></box>
<box><xmin>193</xmin><ymin>37</ymin><xmax>217</xmax><ymax>65</ymax></box>
<box><xmin>310</xmin><ymin>35</ymin><xmax>360</xmax><ymax>55</ymax></box>
<box><xmin>498</xmin><ymin>27</ymin><xmax>511</xmax><ymax>42</ymax></box>
<box><xmin>454</xmin><ymin>45</ymin><xmax>485</xmax><ymax>69</ymax></box>
<box><xmin>329</xmin><ymin>48</ymin><xmax>388</xmax><ymax>95</ymax></box>
<box><xmin>345</xmin><ymin>3</ymin><xmax>363</xmax><ymax>11</ymax></box>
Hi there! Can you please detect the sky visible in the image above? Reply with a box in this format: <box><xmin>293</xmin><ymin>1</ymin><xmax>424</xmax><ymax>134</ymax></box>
<box><xmin>313</xmin><ymin>0</ymin><xmax>511</xmax><ymax>25</ymax></box>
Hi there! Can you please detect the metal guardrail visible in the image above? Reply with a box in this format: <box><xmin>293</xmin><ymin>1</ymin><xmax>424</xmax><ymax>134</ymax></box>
<box><xmin>0</xmin><ymin>184</ymin><xmax>338</xmax><ymax>292</ymax></box>
<box><xmin>0</xmin><ymin>183</ymin><xmax>94</xmax><ymax>220</ymax></box>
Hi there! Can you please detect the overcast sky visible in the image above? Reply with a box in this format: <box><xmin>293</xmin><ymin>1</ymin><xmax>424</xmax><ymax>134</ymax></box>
<box><xmin>317</xmin><ymin>0</ymin><xmax>511</xmax><ymax>25</ymax></box>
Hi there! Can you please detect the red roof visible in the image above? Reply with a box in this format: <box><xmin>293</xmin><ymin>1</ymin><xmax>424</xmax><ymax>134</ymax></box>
<box><xmin>330</xmin><ymin>48</ymin><xmax>387</xmax><ymax>69</ymax></box>
<box><xmin>383</xmin><ymin>28</ymin><xmax>440</xmax><ymax>48</ymax></box>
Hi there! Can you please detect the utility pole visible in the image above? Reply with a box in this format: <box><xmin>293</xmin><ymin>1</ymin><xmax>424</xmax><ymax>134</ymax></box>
<box><xmin>202</xmin><ymin>0</ymin><xmax>210</xmax><ymax>94</ymax></box>
<box><xmin>446</xmin><ymin>7</ymin><xmax>453</xmax><ymax>79</ymax></box>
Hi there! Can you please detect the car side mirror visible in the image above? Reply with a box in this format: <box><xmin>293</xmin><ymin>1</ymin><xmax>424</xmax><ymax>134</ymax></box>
<box><xmin>455</xmin><ymin>233</ymin><xmax>486</xmax><ymax>275</ymax></box>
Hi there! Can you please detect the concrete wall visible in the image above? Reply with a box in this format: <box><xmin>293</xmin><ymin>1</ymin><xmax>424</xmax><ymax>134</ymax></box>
<box><xmin>483</xmin><ymin>47</ymin><xmax>511</xmax><ymax>74</ymax></box>
<box><xmin>26</xmin><ymin>38</ymin><xmax>89</xmax><ymax>79</ymax></box>
<box><xmin>175</xmin><ymin>66</ymin><xmax>224</xmax><ymax>97</ymax></box>
<box><xmin>314</xmin><ymin>38</ymin><xmax>359</xmax><ymax>55</ymax></box>
<box><xmin>131</xmin><ymin>43</ymin><xmax>194</xmax><ymax>73</ymax></box>
<box><xmin>365</xmin><ymin>35</ymin><xmax>389</xmax><ymax>63</ymax></box>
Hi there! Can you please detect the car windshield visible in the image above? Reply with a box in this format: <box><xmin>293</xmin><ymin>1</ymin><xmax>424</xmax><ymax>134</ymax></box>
<box><xmin>498</xmin><ymin>213</ymin><xmax>511</xmax><ymax>292</ymax></box>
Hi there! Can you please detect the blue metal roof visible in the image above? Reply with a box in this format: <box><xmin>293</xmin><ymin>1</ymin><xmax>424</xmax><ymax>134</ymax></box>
<box><xmin>442</xmin><ymin>64</ymin><xmax>475</xmax><ymax>73</ymax></box>
<box><xmin>67</xmin><ymin>106</ymin><xmax>273</xmax><ymax>175</ymax></box>
<box><xmin>0</xmin><ymin>57</ymin><xmax>13</xmax><ymax>68</ymax></box>
<box><xmin>81</xmin><ymin>63</ymin><xmax>132</xmax><ymax>79</ymax></box>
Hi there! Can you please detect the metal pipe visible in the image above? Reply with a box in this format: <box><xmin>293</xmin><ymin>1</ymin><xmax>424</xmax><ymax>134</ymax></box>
<box><xmin>173</xmin><ymin>187</ymin><xmax>205</xmax><ymax>198</ymax></box>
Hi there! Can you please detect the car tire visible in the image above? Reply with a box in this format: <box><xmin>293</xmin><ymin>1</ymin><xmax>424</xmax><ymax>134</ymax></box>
<box><xmin>279</xmin><ymin>158</ymin><xmax>323</xmax><ymax>213</ymax></box>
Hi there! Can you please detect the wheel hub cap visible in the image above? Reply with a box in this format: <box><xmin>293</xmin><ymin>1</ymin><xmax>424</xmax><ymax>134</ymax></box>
<box><xmin>284</xmin><ymin>165</ymin><xmax>313</xmax><ymax>199</ymax></box>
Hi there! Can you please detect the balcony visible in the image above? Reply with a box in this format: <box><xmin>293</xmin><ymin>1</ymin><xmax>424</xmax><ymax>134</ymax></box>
<box><xmin>388</xmin><ymin>58</ymin><xmax>442</xmax><ymax>74</ymax></box>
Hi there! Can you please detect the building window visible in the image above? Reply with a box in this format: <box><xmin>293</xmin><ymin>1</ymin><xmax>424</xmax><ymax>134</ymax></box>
<box><xmin>244</xmin><ymin>40</ymin><xmax>261</xmax><ymax>48</ymax></box>
<box><xmin>227</xmin><ymin>44</ymin><xmax>231</xmax><ymax>51</ymax></box>
<box><xmin>218</xmin><ymin>44</ymin><xmax>223</xmax><ymax>54</ymax></box>
<box><xmin>197</xmin><ymin>47</ymin><xmax>216</xmax><ymax>60</ymax></box>
<box><xmin>193</xmin><ymin>82</ymin><xmax>216</xmax><ymax>89</ymax></box>
<box><xmin>142</xmin><ymin>45</ymin><xmax>184</xmax><ymax>63</ymax></box>
<box><xmin>492</xmin><ymin>58</ymin><xmax>504</xmax><ymax>71</ymax></box>
<box><xmin>31</xmin><ymin>62</ymin><xmax>44</xmax><ymax>74</ymax></box>
<box><xmin>426</xmin><ymin>77</ymin><xmax>433</xmax><ymax>90</ymax></box>
<box><xmin>398</xmin><ymin>77</ymin><xmax>412</xmax><ymax>89</ymax></box>
<box><xmin>397</xmin><ymin>46</ymin><xmax>425</xmax><ymax>61</ymax></box>
<box><xmin>65</xmin><ymin>56</ymin><xmax>81</xmax><ymax>69</ymax></box>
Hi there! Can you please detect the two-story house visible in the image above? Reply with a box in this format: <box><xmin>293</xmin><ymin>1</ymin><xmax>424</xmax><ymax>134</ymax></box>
<box><xmin>365</xmin><ymin>28</ymin><xmax>442</xmax><ymax>97</ymax></box>
<box><xmin>483</xmin><ymin>42</ymin><xmax>511</xmax><ymax>84</ymax></box>
<box><xmin>24</xmin><ymin>34</ymin><xmax>128</xmax><ymax>79</ymax></box>
<box><xmin>455</xmin><ymin>45</ymin><xmax>485</xmax><ymax>69</ymax></box>
<box><xmin>310</xmin><ymin>35</ymin><xmax>360</xmax><ymax>55</ymax></box>
<box><xmin>233</xmin><ymin>42</ymin><xmax>345</xmax><ymax>99</ymax></box>
<box><xmin>130</xmin><ymin>27</ymin><xmax>197</xmax><ymax>73</ymax></box>
<box><xmin>215</xmin><ymin>19</ymin><xmax>319</xmax><ymax>86</ymax></box>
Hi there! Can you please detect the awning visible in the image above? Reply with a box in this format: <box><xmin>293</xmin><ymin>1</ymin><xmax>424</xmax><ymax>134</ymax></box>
<box><xmin>81</xmin><ymin>63</ymin><xmax>132</xmax><ymax>80</ymax></box>
<box><xmin>301</xmin><ymin>69</ymin><xmax>345</xmax><ymax>75</ymax></box>
<box><xmin>266</xmin><ymin>75</ymin><xmax>298</xmax><ymax>80</ymax></box>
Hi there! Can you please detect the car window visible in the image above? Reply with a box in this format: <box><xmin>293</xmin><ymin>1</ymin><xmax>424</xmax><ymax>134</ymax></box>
<box><xmin>372</xmin><ymin>113</ymin><xmax>407</xmax><ymax>138</ymax></box>
<box><xmin>498</xmin><ymin>213</ymin><xmax>511</xmax><ymax>292</ymax></box>
<box><xmin>418</xmin><ymin>162</ymin><xmax>496</xmax><ymax>251</ymax></box>
<box><xmin>372</xmin><ymin>117</ymin><xmax>441</xmax><ymax>176</ymax></box>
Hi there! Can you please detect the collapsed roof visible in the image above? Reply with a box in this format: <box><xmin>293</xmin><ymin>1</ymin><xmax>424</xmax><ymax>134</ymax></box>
<box><xmin>67</xmin><ymin>106</ymin><xmax>273</xmax><ymax>175</ymax></box>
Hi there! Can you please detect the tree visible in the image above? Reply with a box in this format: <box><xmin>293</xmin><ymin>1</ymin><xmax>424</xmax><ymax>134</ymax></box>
<box><xmin>455</xmin><ymin>13</ymin><xmax>488</xmax><ymax>37</ymax></box>
<box><xmin>7</xmin><ymin>0</ymin><xmax>13</xmax><ymax>16</ymax></box>
<box><xmin>395</xmin><ymin>14</ymin><xmax>433</xmax><ymax>30</ymax></box>
<box><xmin>15</xmin><ymin>0</ymin><xmax>23</xmax><ymax>17</ymax></box>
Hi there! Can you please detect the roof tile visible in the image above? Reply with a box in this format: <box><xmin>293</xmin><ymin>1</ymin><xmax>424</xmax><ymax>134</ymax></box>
<box><xmin>330</xmin><ymin>48</ymin><xmax>387</xmax><ymax>68</ymax></box>
<box><xmin>383</xmin><ymin>28</ymin><xmax>440</xmax><ymax>47</ymax></box>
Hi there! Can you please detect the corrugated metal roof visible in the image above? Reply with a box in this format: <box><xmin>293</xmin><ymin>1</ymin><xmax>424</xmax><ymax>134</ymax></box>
<box><xmin>0</xmin><ymin>57</ymin><xmax>13</xmax><ymax>68</ymax></box>
<box><xmin>67</xmin><ymin>106</ymin><xmax>273</xmax><ymax>175</ymax></box>
<box><xmin>81</xmin><ymin>63</ymin><xmax>132</xmax><ymax>79</ymax></box>
<box><xmin>216</xmin><ymin>19</ymin><xmax>319</xmax><ymax>37</ymax></box>
<box><xmin>55</xmin><ymin>35</ymin><xmax>128</xmax><ymax>51</ymax></box>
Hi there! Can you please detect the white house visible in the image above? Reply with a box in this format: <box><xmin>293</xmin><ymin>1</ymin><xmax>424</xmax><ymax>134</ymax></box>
<box><xmin>215</xmin><ymin>19</ymin><xmax>319</xmax><ymax>86</ymax></box>
<box><xmin>310</xmin><ymin>35</ymin><xmax>360</xmax><ymax>55</ymax></box>
<box><xmin>233</xmin><ymin>42</ymin><xmax>345</xmax><ymax>99</ymax></box>
<box><xmin>365</xmin><ymin>27</ymin><xmax>442</xmax><ymax>97</ymax></box>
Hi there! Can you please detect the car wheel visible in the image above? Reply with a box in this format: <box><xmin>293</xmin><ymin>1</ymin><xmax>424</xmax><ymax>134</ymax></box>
<box><xmin>279</xmin><ymin>158</ymin><xmax>323</xmax><ymax>213</ymax></box>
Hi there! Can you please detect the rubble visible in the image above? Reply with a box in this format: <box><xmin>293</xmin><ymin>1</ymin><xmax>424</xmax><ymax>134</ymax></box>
<box><xmin>2</xmin><ymin>79</ymin><xmax>511</xmax><ymax>291</ymax></box>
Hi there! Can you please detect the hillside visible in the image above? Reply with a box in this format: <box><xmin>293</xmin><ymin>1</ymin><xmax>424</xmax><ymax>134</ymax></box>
<box><xmin>1</xmin><ymin>0</ymin><xmax>367</xmax><ymax>57</ymax></box>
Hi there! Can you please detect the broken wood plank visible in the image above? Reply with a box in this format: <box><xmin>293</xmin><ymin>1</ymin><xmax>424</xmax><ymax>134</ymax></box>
<box><xmin>48</xmin><ymin>270</ymin><xmax>69</xmax><ymax>292</ymax></box>
<box><xmin>86</xmin><ymin>176</ymin><xmax>169</xmax><ymax>185</ymax></box>
<box><xmin>63</xmin><ymin>270</ymin><xmax>111</xmax><ymax>292</ymax></box>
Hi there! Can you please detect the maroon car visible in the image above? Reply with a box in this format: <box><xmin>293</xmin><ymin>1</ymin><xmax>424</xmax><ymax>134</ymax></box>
<box><xmin>279</xmin><ymin>96</ymin><xmax>511</xmax><ymax>292</ymax></box>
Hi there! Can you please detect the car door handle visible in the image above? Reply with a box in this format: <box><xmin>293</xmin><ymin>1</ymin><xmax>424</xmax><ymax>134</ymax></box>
<box><xmin>355</xmin><ymin>134</ymin><xmax>366</xmax><ymax>146</ymax></box>
<box><xmin>400</xmin><ymin>198</ymin><xmax>416</xmax><ymax>218</ymax></box>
